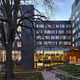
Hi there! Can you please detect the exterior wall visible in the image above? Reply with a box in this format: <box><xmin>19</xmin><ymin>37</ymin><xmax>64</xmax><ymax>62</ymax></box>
<box><xmin>20</xmin><ymin>5</ymin><xmax>34</xmax><ymax>69</ymax></box>
<box><xmin>65</xmin><ymin>50</ymin><xmax>80</xmax><ymax>63</ymax></box>
<box><xmin>70</xmin><ymin>0</ymin><xmax>80</xmax><ymax>47</ymax></box>
<box><xmin>35</xmin><ymin>21</ymin><xmax>72</xmax><ymax>49</ymax></box>
<box><xmin>34</xmin><ymin>21</ymin><xmax>72</xmax><ymax>68</ymax></box>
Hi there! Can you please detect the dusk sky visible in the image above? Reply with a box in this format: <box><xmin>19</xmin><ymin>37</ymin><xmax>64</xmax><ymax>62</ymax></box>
<box><xmin>28</xmin><ymin>0</ymin><xmax>75</xmax><ymax>20</ymax></box>
<box><xmin>54</xmin><ymin>0</ymin><xmax>74</xmax><ymax>20</ymax></box>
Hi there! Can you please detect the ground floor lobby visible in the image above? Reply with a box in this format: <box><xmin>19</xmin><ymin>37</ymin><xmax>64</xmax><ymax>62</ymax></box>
<box><xmin>34</xmin><ymin>48</ymin><xmax>80</xmax><ymax>68</ymax></box>
<box><xmin>34</xmin><ymin>49</ymin><xmax>68</xmax><ymax>68</ymax></box>
<box><xmin>0</xmin><ymin>48</ymin><xmax>80</xmax><ymax>69</ymax></box>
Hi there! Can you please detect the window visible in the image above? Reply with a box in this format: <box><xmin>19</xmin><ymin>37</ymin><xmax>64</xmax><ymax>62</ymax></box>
<box><xmin>66</xmin><ymin>36</ymin><xmax>71</xmax><ymax>39</ymax></box>
<box><xmin>36</xmin><ymin>24</ymin><xmax>44</xmax><ymax>28</ymax></box>
<box><xmin>36</xmin><ymin>36</ymin><xmax>41</xmax><ymax>39</ymax></box>
<box><xmin>73</xmin><ymin>29</ymin><xmax>75</xmax><ymax>34</ymax></box>
<box><xmin>66</xmin><ymin>30</ymin><xmax>71</xmax><ymax>34</ymax></box>
<box><xmin>56</xmin><ymin>24</ymin><xmax>59</xmax><ymax>28</ymax></box>
<box><xmin>37</xmin><ymin>41</ymin><xmax>42</xmax><ymax>45</ymax></box>
<box><xmin>38</xmin><ymin>24</ymin><xmax>44</xmax><ymax>28</ymax></box>
<box><xmin>47</xmin><ymin>24</ymin><xmax>52</xmax><ymax>28</ymax></box>
<box><xmin>66</xmin><ymin>24</ymin><xmax>71</xmax><ymax>28</ymax></box>
<box><xmin>45</xmin><ymin>36</ymin><xmax>50</xmax><ymax>39</ymax></box>
<box><xmin>17</xmin><ymin>26</ymin><xmax>21</xmax><ymax>32</ymax></box>
<box><xmin>60</xmin><ymin>24</ymin><xmax>65</xmax><ymax>28</ymax></box>
<box><xmin>72</xmin><ymin>23</ymin><xmax>75</xmax><ymax>28</ymax></box>
<box><xmin>51</xmin><ymin>36</ymin><xmax>55</xmax><ymax>39</ymax></box>
<box><xmin>64</xmin><ymin>41</ymin><xmax>71</xmax><ymax>45</ymax></box>
<box><xmin>44</xmin><ymin>41</ymin><xmax>48</xmax><ymax>45</ymax></box>
<box><xmin>17</xmin><ymin>42</ymin><xmax>21</xmax><ymax>47</ymax></box>
<box><xmin>73</xmin><ymin>37</ymin><xmax>75</xmax><ymax>42</ymax></box>
<box><xmin>56</xmin><ymin>36</ymin><xmax>59</xmax><ymax>39</ymax></box>
<box><xmin>59</xmin><ymin>41</ymin><xmax>64</xmax><ymax>45</ymax></box>
<box><xmin>72</xmin><ymin>44</ymin><xmax>75</xmax><ymax>47</ymax></box>
<box><xmin>44</xmin><ymin>30</ymin><xmax>56</xmax><ymax>34</ymax></box>
<box><xmin>60</xmin><ymin>36</ymin><xmax>64</xmax><ymax>39</ymax></box>
<box><xmin>58</xmin><ymin>30</ymin><xmax>64</xmax><ymax>34</ymax></box>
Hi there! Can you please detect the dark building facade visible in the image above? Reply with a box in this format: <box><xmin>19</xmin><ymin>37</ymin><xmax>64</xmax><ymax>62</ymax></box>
<box><xmin>18</xmin><ymin>5</ymin><xmax>34</xmax><ymax>69</ymax></box>
<box><xmin>0</xmin><ymin>5</ymin><xmax>34</xmax><ymax>69</ymax></box>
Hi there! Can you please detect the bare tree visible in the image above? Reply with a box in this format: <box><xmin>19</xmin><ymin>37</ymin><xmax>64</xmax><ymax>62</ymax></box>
<box><xmin>0</xmin><ymin>0</ymin><xmax>55</xmax><ymax>78</ymax></box>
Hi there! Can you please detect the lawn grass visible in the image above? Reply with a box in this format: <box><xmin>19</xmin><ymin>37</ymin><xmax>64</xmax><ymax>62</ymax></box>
<box><xmin>14</xmin><ymin>68</ymin><xmax>41</xmax><ymax>72</ymax></box>
<box><xmin>0</xmin><ymin>69</ymin><xmax>44</xmax><ymax>80</ymax></box>
<box><xmin>0</xmin><ymin>72</ymin><xmax>44</xmax><ymax>80</ymax></box>
<box><xmin>58</xmin><ymin>64</ymin><xmax>80</xmax><ymax>77</ymax></box>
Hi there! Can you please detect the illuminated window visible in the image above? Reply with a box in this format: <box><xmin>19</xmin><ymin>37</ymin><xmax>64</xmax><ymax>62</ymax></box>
<box><xmin>60</xmin><ymin>36</ymin><xmax>64</xmax><ymax>39</ymax></box>
<box><xmin>58</xmin><ymin>30</ymin><xmax>64</xmax><ymax>34</ymax></box>
<box><xmin>12</xmin><ymin>50</ymin><xmax>21</xmax><ymax>61</ymax></box>
<box><xmin>73</xmin><ymin>37</ymin><xmax>75</xmax><ymax>42</ymax></box>
<box><xmin>73</xmin><ymin>23</ymin><xmax>75</xmax><ymax>28</ymax></box>
<box><xmin>73</xmin><ymin>29</ymin><xmax>75</xmax><ymax>34</ymax></box>
<box><xmin>17</xmin><ymin>42</ymin><xmax>21</xmax><ymax>47</ymax></box>
<box><xmin>73</xmin><ymin>44</ymin><xmax>75</xmax><ymax>47</ymax></box>
<box><xmin>64</xmin><ymin>41</ymin><xmax>71</xmax><ymax>45</ymax></box>
<box><xmin>59</xmin><ymin>41</ymin><xmax>64</xmax><ymax>45</ymax></box>
<box><xmin>17</xmin><ymin>26</ymin><xmax>21</xmax><ymax>32</ymax></box>
<box><xmin>66</xmin><ymin>30</ymin><xmax>71</xmax><ymax>34</ymax></box>
<box><xmin>68</xmin><ymin>42</ymin><xmax>71</xmax><ymax>45</ymax></box>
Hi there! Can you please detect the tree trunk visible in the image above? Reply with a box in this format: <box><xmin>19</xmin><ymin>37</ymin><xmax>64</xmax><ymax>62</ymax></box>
<box><xmin>5</xmin><ymin>46</ymin><xmax>14</xmax><ymax>78</ymax></box>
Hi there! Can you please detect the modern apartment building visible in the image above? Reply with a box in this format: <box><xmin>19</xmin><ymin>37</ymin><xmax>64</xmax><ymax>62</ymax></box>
<box><xmin>34</xmin><ymin>21</ymin><xmax>72</xmax><ymax>68</ymax></box>
<box><xmin>0</xmin><ymin>0</ymin><xmax>80</xmax><ymax>69</ymax></box>
<box><xmin>70</xmin><ymin>0</ymin><xmax>80</xmax><ymax>47</ymax></box>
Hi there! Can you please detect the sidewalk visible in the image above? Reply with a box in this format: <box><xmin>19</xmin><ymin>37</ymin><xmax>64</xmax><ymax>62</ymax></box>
<box><xmin>53</xmin><ymin>67</ymin><xmax>69</xmax><ymax>75</ymax></box>
<box><xmin>42</xmin><ymin>71</ymin><xmax>60</xmax><ymax>80</ymax></box>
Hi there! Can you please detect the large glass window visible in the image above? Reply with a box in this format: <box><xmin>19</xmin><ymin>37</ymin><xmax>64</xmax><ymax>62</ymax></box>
<box><xmin>59</xmin><ymin>41</ymin><xmax>64</xmax><ymax>45</ymax></box>
<box><xmin>58</xmin><ymin>30</ymin><xmax>64</xmax><ymax>34</ymax></box>
<box><xmin>66</xmin><ymin>30</ymin><xmax>71</xmax><ymax>34</ymax></box>
<box><xmin>17</xmin><ymin>42</ymin><xmax>21</xmax><ymax>47</ymax></box>
<box><xmin>34</xmin><ymin>50</ymin><xmax>65</xmax><ymax>68</ymax></box>
<box><xmin>60</xmin><ymin>24</ymin><xmax>65</xmax><ymax>28</ymax></box>
<box><xmin>56</xmin><ymin>24</ymin><xmax>59</xmax><ymax>28</ymax></box>
<box><xmin>60</xmin><ymin>36</ymin><xmax>64</xmax><ymax>39</ymax></box>
<box><xmin>17</xmin><ymin>26</ymin><xmax>21</xmax><ymax>32</ymax></box>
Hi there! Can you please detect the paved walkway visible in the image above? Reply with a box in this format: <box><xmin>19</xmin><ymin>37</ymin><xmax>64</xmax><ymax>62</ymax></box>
<box><xmin>42</xmin><ymin>71</ymin><xmax>60</xmax><ymax>80</ymax></box>
<box><xmin>53</xmin><ymin>67</ymin><xmax>69</xmax><ymax>75</ymax></box>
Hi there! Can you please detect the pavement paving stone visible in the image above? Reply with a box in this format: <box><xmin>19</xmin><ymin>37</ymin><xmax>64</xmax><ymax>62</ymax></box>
<box><xmin>42</xmin><ymin>71</ymin><xmax>61</xmax><ymax>80</ymax></box>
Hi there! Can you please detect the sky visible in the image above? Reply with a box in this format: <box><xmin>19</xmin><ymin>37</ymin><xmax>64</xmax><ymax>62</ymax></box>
<box><xmin>54</xmin><ymin>0</ymin><xmax>74</xmax><ymax>20</ymax></box>
<box><xmin>28</xmin><ymin>0</ymin><xmax>75</xmax><ymax>20</ymax></box>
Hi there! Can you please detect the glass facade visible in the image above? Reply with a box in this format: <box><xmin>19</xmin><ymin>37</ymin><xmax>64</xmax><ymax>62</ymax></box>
<box><xmin>34</xmin><ymin>50</ymin><xmax>66</xmax><ymax>68</ymax></box>
<box><xmin>70</xmin><ymin>0</ymin><xmax>80</xmax><ymax>47</ymax></box>
<box><xmin>0</xmin><ymin>50</ymin><xmax>21</xmax><ymax>62</ymax></box>
<box><xmin>34</xmin><ymin>21</ymin><xmax>72</xmax><ymax>68</ymax></box>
